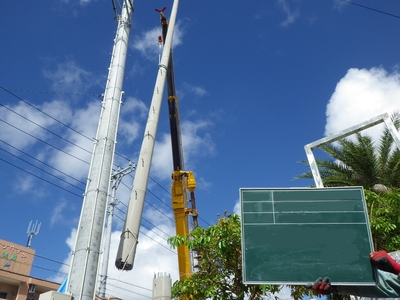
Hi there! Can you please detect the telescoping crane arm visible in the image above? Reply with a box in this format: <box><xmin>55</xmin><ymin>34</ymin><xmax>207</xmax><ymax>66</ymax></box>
<box><xmin>156</xmin><ymin>7</ymin><xmax>199</xmax><ymax>280</ymax></box>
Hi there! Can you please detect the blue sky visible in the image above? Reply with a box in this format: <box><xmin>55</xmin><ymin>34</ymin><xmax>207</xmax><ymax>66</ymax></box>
<box><xmin>1</xmin><ymin>0</ymin><xmax>400</xmax><ymax>299</ymax></box>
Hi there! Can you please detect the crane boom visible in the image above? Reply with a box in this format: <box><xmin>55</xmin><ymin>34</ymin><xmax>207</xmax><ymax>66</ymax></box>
<box><xmin>115</xmin><ymin>0</ymin><xmax>180</xmax><ymax>271</ymax></box>
<box><xmin>157</xmin><ymin>7</ymin><xmax>199</xmax><ymax>281</ymax></box>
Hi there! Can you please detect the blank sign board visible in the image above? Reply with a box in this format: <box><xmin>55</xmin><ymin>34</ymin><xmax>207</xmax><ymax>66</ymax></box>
<box><xmin>240</xmin><ymin>187</ymin><xmax>376</xmax><ymax>285</ymax></box>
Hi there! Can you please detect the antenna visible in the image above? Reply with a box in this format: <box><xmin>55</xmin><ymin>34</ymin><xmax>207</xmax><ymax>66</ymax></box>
<box><xmin>26</xmin><ymin>220</ymin><xmax>41</xmax><ymax>248</ymax></box>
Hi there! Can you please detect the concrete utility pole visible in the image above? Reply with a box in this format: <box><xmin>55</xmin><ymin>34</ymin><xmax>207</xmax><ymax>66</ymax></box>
<box><xmin>115</xmin><ymin>0</ymin><xmax>180</xmax><ymax>271</ymax></box>
<box><xmin>152</xmin><ymin>273</ymin><xmax>172</xmax><ymax>300</ymax></box>
<box><xmin>67</xmin><ymin>1</ymin><xmax>134</xmax><ymax>300</ymax></box>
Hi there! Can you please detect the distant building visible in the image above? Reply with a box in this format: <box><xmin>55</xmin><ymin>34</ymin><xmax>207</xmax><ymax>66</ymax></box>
<box><xmin>0</xmin><ymin>238</ymin><xmax>60</xmax><ymax>300</ymax></box>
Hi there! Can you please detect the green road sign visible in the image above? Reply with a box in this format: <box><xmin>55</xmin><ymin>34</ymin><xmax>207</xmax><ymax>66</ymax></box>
<box><xmin>240</xmin><ymin>187</ymin><xmax>376</xmax><ymax>285</ymax></box>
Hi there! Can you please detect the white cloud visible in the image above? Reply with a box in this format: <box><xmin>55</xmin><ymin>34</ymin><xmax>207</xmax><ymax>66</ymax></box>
<box><xmin>14</xmin><ymin>175</ymin><xmax>39</xmax><ymax>195</ymax></box>
<box><xmin>48</xmin><ymin>228</ymin><xmax>76</xmax><ymax>284</ymax></box>
<box><xmin>333</xmin><ymin>0</ymin><xmax>349</xmax><ymax>12</ymax></box>
<box><xmin>0</xmin><ymin>99</ymin><xmax>67</xmax><ymax>150</ymax></box>
<box><xmin>275</xmin><ymin>286</ymin><xmax>294</xmax><ymax>300</ymax></box>
<box><xmin>49</xmin><ymin>99</ymin><xmax>99</xmax><ymax>180</ymax></box>
<box><xmin>181</xmin><ymin>83</ymin><xmax>207</xmax><ymax>99</ymax></box>
<box><xmin>50</xmin><ymin>199</ymin><xmax>79</xmax><ymax>227</ymax></box>
<box><xmin>118</xmin><ymin>96</ymin><xmax>148</xmax><ymax>145</ymax></box>
<box><xmin>152</xmin><ymin>132</ymin><xmax>174</xmax><ymax>180</ymax></box>
<box><xmin>43</xmin><ymin>59</ymin><xmax>99</xmax><ymax>93</ymax></box>
<box><xmin>132</xmin><ymin>22</ymin><xmax>184</xmax><ymax>60</ymax></box>
<box><xmin>0</xmin><ymin>89</ymin><xmax>108</xmax><ymax>195</ymax></box>
<box><xmin>277</xmin><ymin>0</ymin><xmax>300</xmax><ymax>27</ymax></box>
<box><xmin>189</xmin><ymin>86</ymin><xmax>207</xmax><ymax>97</ymax></box>
<box><xmin>325</xmin><ymin>67</ymin><xmax>400</xmax><ymax>142</ymax></box>
<box><xmin>105</xmin><ymin>226</ymin><xmax>178</xmax><ymax>300</ymax></box>
<box><xmin>150</xmin><ymin>118</ymin><xmax>215</xmax><ymax>181</ymax></box>
<box><xmin>181</xmin><ymin>119</ymin><xmax>215</xmax><ymax>166</ymax></box>
<box><xmin>233</xmin><ymin>199</ymin><xmax>241</xmax><ymax>216</ymax></box>
<box><xmin>51</xmin><ymin>200</ymin><xmax>68</xmax><ymax>226</ymax></box>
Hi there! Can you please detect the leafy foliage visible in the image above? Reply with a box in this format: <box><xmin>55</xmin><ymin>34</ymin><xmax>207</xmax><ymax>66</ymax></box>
<box><xmin>168</xmin><ymin>213</ymin><xmax>311</xmax><ymax>300</ymax></box>
<box><xmin>365</xmin><ymin>189</ymin><xmax>400</xmax><ymax>251</ymax></box>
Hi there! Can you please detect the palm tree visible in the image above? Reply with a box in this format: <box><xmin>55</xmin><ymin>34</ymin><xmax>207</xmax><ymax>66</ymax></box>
<box><xmin>296</xmin><ymin>114</ymin><xmax>400</xmax><ymax>189</ymax></box>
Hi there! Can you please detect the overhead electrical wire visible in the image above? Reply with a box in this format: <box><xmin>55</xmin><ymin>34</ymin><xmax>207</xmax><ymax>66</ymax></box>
<box><xmin>0</xmin><ymin>146</ymin><xmax>85</xmax><ymax>192</ymax></box>
<box><xmin>0</xmin><ymin>86</ymin><xmax>213</xmax><ymax>300</ymax></box>
<box><xmin>112</xmin><ymin>213</ymin><xmax>176</xmax><ymax>255</ymax></box>
<box><xmin>0</xmin><ymin>118</ymin><xmax>89</xmax><ymax>165</ymax></box>
<box><xmin>31</xmin><ymin>264</ymin><xmax>68</xmax><ymax>276</ymax></box>
<box><xmin>0</xmin><ymin>156</ymin><xmax>83</xmax><ymax>198</ymax></box>
<box><xmin>144</xmin><ymin>175</ymin><xmax>211</xmax><ymax>227</ymax></box>
<box><xmin>106</xmin><ymin>285</ymin><xmax>152</xmax><ymax>299</ymax></box>
<box><xmin>0</xmin><ymin>86</ymin><xmax>95</xmax><ymax>141</ymax></box>
<box><xmin>0</xmin><ymin>87</ymin><xmax>211</xmax><ymax>228</ymax></box>
<box><xmin>0</xmin><ymin>85</ymin><xmax>132</xmax><ymax>164</ymax></box>
<box><xmin>114</xmin><ymin>206</ymin><xmax>172</xmax><ymax>241</ymax></box>
<box><xmin>34</xmin><ymin>253</ymin><xmax>70</xmax><ymax>266</ymax></box>
<box><xmin>339</xmin><ymin>0</ymin><xmax>400</xmax><ymax>19</ymax></box>
<box><xmin>105</xmin><ymin>286</ymin><xmax>151</xmax><ymax>300</ymax></box>
<box><xmin>1</xmin><ymin>87</ymin><xmax>101</xmax><ymax>97</ymax></box>
<box><xmin>107</xmin><ymin>277</ymin><xmax>152</xmax><ymax>292</ymax></box>
<box><xmin>114</xmin><ymin>205</ymin><xmax>172</xmax><ymax>238</ymax></box>
<box><xmin>0</xmin><ymin>101</ymin><xmax>91</xmax><ymax>154</ymax></box>
<box><xmin>0</xmin><ymin>86</ymin><xmax>210</xmax><ymax>235</ymax></box>
<box><xmin>0</xmin><ymin>139</ymin><xmax>86</xmax><ymax>186</ymax></box>
<box><xmin>5</xmin><ymin>242</ymin><xmax>157</xmax><ymax>297</ymax></box>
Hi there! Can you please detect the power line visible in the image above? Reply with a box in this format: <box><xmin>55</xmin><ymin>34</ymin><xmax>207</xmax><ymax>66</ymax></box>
<box><xmin>0</xmin><ymin>156</ymin><xmax>83</xmax><ymax>198</ymax></box>
<box><xmin>107</xmin><ymin>278</ymin><xmax>152</xmax><ymax>292</ymax></box>
<box><xmin>105</xmin><ymin>286</ymin><xmax>151</xmax><ymax>300</ymax></box>
<box><xmin>31</xmin><ymin>264</ymin><xmax>68</xmax><ymax>276</ymax></box>
<box><xmin>0</xmin><ymin>101</ymin><xmax>91</xmax><ymax>155</ymax></box>
<box><xmin>0</xmin><ymin>86</ymin><xmax>210</xmax><ymax>243</ymax></box>
<box><xmin>0</xmin><ymin>85</ymin><xmax>135</xmax><ymax>165</ymax></box>
<box><xmin>0</xmin><ymin>86</ymin><xmax>96</xmax><ymax>142</ymax></box>
<box><xmin>0</xmin><ymin>146</ymin><xmax>85</xmax><ymax>192</ymax></box>
<box><xmin>0</xmin><ymin>86</ymin><xmax>132</xmax><ymax>166</ymax></box>
<box><xmin>340</xmin><ymin>0</ymin><xmax>400</xmax><ymax>19</ymax></box>
<box><xmin>0</xmin><ymin>139</ymin><xmax>86</xmax><ymax>185</ymax></box>
<box><xmin>1</xmin><ymin>87</ymin><xmax>101</xmax><ymax>97</ymax></box>
<box><xmin>113</xmin><ymin>206</ymin><xmax>172</xmax><ymax>241</ymax></box>
<box><xmin>0</xmin><ymin>118</ymin><xmax>90</xmax><ymax>165</ymax></box>
<box><xmin>0</xmin><ymin>111</ymin><xmax>210</xmax><ymax>228</ymax></box>
<box><xmin>120</xmin><ymin>180</ymin><xmax>176</xmax><ymax>223</ymax></box>
<box><xmin>146</xmin><ymin>175</ymin><xmax>211</xmax><ymax>227</ymax></box>
<box><xmin>34</xmin><ymin>253</ymin><xmax>70</xmax><ymax>267</ymax></box>
<box><xmin>0</xmin><ymin>86</ymin><xmax>207</xmax><ymax>228</ymax></box>
<box><xmin>112</xmin><ymin>213</ymin><xmax>176</xmax><ymax>255</ymax></box>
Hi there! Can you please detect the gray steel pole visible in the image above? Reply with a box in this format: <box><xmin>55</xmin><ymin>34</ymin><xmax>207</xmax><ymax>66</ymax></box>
<box><xmin>98</xmin><ymin>163</ymin><xmax>135</xmax><ymax>300</ymax></box>
<box><xmin>115</xmin><ymin>0</ymin><xmax>180</xmax><ymax>270</ymax></box>
<box><xmin>67</xmin><ymin>2</ymin><xmax>133</xmax><ymax>300</ymax></box>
